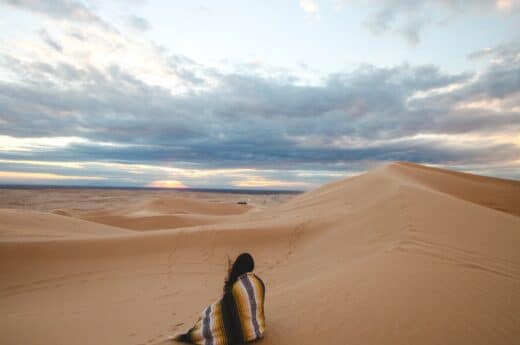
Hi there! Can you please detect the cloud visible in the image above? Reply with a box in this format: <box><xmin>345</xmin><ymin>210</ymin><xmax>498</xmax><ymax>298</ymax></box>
<box><xmin>299</xmin><ymin>0</ymin><xmax>319</xmax><ymax>14</ymax></box>
<box><xmin>0</xmin><ymin>53</ymin><xmax>518</xmax><ymax>173</ymax></box>
<box><xmin>496</xmin><ymin>0</ymin><xmax>519</xmax><ymax>10</ymax></box>
<box><xmin>0</xmin><ymin>17</ymin><xmax>203</xmax><ymax>93</ymax></box>
<box><xmin>467</xmin><ymin>39</ymin><xmax>520</xmax><ymax>63</ymax></box>
<box><xmin>339</xmin><ymin>0</ymin><xmax>520</xmax><ymax>45</ymax></box>
<box><xmin>126</xmin><ymin>14</ymin><xmax>151</xmax><ymax>31</ymax></box>
<box><xmin>0</xmin><ymin>5</ymin><xmax>518</xmax><ymax>186</ymax></box>
<box><xmin>38</xmin><ymin>29</ymin><xmax>63</xmax><ymax>52</ymax></box>
<box><xmin>0</xmin><ymin>171</ymin><xmax>105</xmax><ymax>181</ymax></box>
<box><xmin>1</xmin><ymin>0</ymin><xmax>107</xmax><ymax>26</ymax></box>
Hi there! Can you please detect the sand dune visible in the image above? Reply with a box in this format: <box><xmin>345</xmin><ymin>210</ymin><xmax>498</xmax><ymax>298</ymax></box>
<box><xmin>1</xmin><ymin>162</ymin><xmax>519</xmax><ymax>345</ymax></box>
<box><xmin>142</xmin><ymin>196</ymin><xmax>253</xmax><ymax>215</ymax></box>
<box><xmin>390</xmin><ymin>161</ymin><xmax>520</xmax><ymax>216</ymax></box>
<box><xmin>0</xmin><ymin>209</ymin><xmax>132</xmax><ymax>240</ymax></box>
<box><xmin>81</xmin><ymin>196</ymin><xmax>252</xmax><ymax>230</ymax></box>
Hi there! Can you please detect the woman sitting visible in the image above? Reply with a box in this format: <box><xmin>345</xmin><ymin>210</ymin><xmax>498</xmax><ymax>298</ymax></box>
<box><xmin>174</xmin><ymin>253</ymin><xmax>266</xmax><ymax>345</ymax></box>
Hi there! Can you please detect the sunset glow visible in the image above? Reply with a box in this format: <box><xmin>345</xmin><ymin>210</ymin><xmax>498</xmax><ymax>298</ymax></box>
<box><xmin>147</xmin><ymin>180</ymin><xmax>187</xmax><ymax>189</ymax></box>
<box><xmin>0</xmin><ymin>171</ymin><xmax>105</xmax><ymax>181</ymax></box>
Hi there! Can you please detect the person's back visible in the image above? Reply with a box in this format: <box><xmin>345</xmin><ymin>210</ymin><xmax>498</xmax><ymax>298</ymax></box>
<box><xmin>225</xmin><ymin>272</ymin><xmax>265</xmax><ymax>343</ymax></box>
<box><xmin>174</xmin><ymin>253</ymin><xmax>265</xmax><ymax>345</ymax></box>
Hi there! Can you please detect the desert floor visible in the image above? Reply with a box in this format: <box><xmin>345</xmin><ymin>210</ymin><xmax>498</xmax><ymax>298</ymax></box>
<box><xmin>1</xmin><ymin>162</ymin><xmax>519</xmax><ymax>345</ymax></box>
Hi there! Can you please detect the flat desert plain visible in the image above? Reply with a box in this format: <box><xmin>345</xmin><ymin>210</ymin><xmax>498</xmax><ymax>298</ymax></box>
<box><xmin>1</xmin><ymin>162</ymin><xmax>519</xmax><ymax>345</ymax></box>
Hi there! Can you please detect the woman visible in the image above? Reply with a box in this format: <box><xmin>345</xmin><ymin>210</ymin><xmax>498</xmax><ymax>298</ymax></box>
<box><xmin>174</xmin><ymin>253</ymin><xmax>266</xmax><ymax>345</ymax></box>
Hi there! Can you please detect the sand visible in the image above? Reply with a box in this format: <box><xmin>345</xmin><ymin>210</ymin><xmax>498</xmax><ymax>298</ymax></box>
<box><xmin>1</xmin><ymin>162</ymin><xmax>519</xmax><ymax>345</ymax></box>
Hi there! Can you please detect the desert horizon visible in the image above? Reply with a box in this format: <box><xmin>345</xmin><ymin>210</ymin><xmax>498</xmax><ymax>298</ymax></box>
<box><xmin>1</xmin><ymin>1</ymin><xmax>519</xmax><ymax>344</ymax></box>
<box><xmin>1</xmin><ymin>161</ymin><xmax>519</xmax><ymax>344</ymax></box>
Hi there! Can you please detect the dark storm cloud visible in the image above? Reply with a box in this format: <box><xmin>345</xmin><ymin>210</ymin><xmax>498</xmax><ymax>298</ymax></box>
<box><xmin>0</xmin><ymin>39</ymin><xmax>519</xmax><ymax>174</ymax></box>
<box><xmin>0</xmin><ymin>66</ymin><xmax>506</xmax><ymax>137</ymax></box>
<box><xmin>416</xmin><ymin>43</ymin><xmax>520</xmax><ymax>113</ymax></box>
<box><xmin>469</xmin><ymin>40</ymin><xmax>520</xmax><ymax>98</ymax></box>
<box><xmin>0</xmin><ymin>130</ymin><xmax>517</xmax><ymax>172</ymax></box>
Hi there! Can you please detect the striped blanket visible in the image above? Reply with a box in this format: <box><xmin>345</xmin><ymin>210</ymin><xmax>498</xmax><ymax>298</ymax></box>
<box><xmin>174</xmin><ymin>273</ymin><xmax>265</xmax><ymax>345</ymax></box>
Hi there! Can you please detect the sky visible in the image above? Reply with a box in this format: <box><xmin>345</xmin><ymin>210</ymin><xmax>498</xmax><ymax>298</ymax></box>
<box><xmin>0</xmin><ymin>0</ymin><xmax>519</xmax><ymax>190</ymax></box>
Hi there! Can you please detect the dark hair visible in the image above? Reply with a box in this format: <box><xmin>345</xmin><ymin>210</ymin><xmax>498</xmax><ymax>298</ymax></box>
<box><xmin>224</xmin><ymin>253</ymin><xmax>255</xmax><ymax>292</ymax></box>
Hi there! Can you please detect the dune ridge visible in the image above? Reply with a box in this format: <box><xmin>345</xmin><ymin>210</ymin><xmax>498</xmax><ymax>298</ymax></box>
<box><xmin>80</xmin><ymin>196</ymin><xmax>252</xmax><ymax>231</ymax></box>
<box><xmin>0</xmin><ymin>209</ymin><xmax>133</xmax><ymax>240</ymax></box>
<box><xmin>1</xmin><ymin>162</ymin><xmax>519</xmax><ymax>345</ymax></box>
<box><xmin>390</xmin><ymin>161</ymin><xmax>520</xmax><ymax>216</ymax></box>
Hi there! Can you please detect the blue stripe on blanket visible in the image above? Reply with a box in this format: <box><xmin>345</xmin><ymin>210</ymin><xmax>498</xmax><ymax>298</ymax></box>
<box><xmin>203</xmin><ymin>306</ymin><xmax>213</xmax><ymax>345</ymax></box>
<box><xmin>241</xmin><ymin>275</ymin><xmax>261</xmax><ymax>339</ymax></box>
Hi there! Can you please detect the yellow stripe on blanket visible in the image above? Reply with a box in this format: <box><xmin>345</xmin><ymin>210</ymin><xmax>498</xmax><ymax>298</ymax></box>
<box><xmin>232</xmin><ymin>273</ymin><xmax>265</xmax><ymax>342</ymax></box>
<box><xmin>185</xmin><ymin>300</ymin><xmax>229</xmax><ymax>345</ymax></box>
<box><xmin>175</xmin><ymin>273</ymin><xmax>265</xmax><ymax>345</ymax></box>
